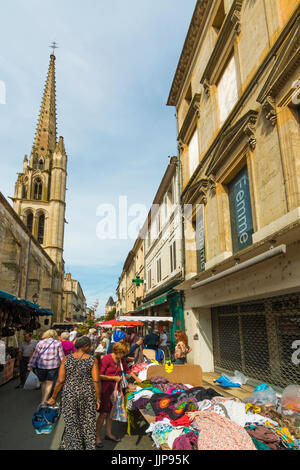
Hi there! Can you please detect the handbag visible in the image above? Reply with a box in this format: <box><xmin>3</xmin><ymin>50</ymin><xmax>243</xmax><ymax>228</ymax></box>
<box><xmin>119</xmin><ymin>359</ymin><xmax>129</xmax><ymax>394</ymax></box>
<box><xmin>110</xmin><ymin>383</ymin><xmax>127</xmax><ymax>423</ymax></box>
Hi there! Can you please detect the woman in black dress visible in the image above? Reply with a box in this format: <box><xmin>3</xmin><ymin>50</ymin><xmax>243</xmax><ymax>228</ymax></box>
<box><xmin>47</xmin><ymin>336</ymin><xmax>101</xmax><ymax>450</ymax></box>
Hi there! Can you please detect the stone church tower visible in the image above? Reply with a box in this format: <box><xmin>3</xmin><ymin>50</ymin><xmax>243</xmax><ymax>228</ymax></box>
<box><xmin>12</xmin><ymin>53</ymin><xmax>67</xmax><ymax>320</ymax></box>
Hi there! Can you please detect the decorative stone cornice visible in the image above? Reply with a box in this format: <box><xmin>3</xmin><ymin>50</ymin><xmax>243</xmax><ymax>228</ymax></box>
<box><xmin>182</xmin><ymin>175</ymin><xmax>216</xmax><ymax>206</ymax></box>
<box><xmin>178</xmin><ymin>139</ymin><xmax>185</xmax><ymax>155</ymax></box>
<box><xmin>167</xmin><ymin>0</ymin><xmax>212</xmax><ymax>107</ymax></box>
<box><xmin>178</xmin><ymin>93</ymin><xmax>201</xmax><ymax>143</ymax></box>
<box><xmin>262</xmin><ymin>96</ymin><xmax>277</xmax><ymax>126</ymax></box>
<box><xmin>206</xmin><ymin>110</ymin><xmax>258</xmax><ymax>176</ymax></box>
<box><xmin>257</xmin><ymin>13</ymin><xmax>300</xmax><ymax>117</ymax></box>
<box><xmin>200</xmin><ymin>0</ymin><xmax>244</xmax><ymax>89</ymax></box>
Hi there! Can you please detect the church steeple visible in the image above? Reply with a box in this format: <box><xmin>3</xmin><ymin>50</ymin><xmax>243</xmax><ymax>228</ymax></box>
<box><xmin>31</xmin><ymin>54</ymin><xmax>57</xmax><ymax>159</ymax></box>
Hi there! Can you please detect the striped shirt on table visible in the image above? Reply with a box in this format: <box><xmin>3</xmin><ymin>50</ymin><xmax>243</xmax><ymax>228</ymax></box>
<box><xmin>28</xmin><ymin>338</ymin><xmax>65</xmax><ymax>370</ymax></box>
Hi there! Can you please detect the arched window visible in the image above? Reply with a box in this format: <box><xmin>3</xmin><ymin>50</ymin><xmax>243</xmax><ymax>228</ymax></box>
<box><xmin>26</xmin><ymin>212</ymin><xmax>33</xmax><ymax>233</ymax></box>
<box><xmin>33</xmin><ymin>178</ymin><xmax>42</xmax><ymax>200</ymax></box>
<box><xmin>22</xmin><ymin>184</ymin><xmax>28</xmax><ymax>199</ymax></box>
<box><xmin>39</xmin><ymin>159</ymin><xmax>44</xmax><ymax>170</ymax></box>
<box><xmin>37</xmin><ymin>214</ymin><xmax>45</xmax><ymax>244</ymax></box>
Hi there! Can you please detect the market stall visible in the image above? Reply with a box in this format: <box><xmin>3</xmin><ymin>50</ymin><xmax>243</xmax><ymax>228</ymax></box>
<box><xmin>0</xmin><ymin>289</ymin><xmax>53</xmax><ymax>385</ymax></box>
<box><xmin>124</xmin><ymin>363</ymin><xmax>300</xmax><ymax>451</ymax></box>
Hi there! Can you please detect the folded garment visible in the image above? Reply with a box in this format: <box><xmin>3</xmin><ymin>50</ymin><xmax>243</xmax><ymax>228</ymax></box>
<box><xmin>132</xmin><ymin>397</ymin><xmax>150</xmax><ymax>410</ymax></box>
<box><xmin>245</xmin><ymin>425</ymin><xmax>280</xmax><ymax>450</ymax></box>
<box><xmin>188</xmin><ymin>411</ymin><xmax>256</xmax><ymax>450</ymax></box>
<box><xmin>173</xmin><ymin>431</ymin><xmax>198</xmax><ymax>450</ymax></box>
<box><xmin>170</xmin><ymin>414</ymin><xmax>192</xmax><ymax>427</ymax></box>
<box><xmin>149</xmin><ymin>376</ymin><xmax>170</xmax><ymax>385</ymax></box>
<box><xmin>149</xmin><ymin>387</ymin><xmax>222</xmax><ymax>421</ymax></box>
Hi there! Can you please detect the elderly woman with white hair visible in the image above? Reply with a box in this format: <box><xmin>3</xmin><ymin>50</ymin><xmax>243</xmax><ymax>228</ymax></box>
<box><xmin>28</xmin><ymin>329</ymin><xmax>65</xmax><ymax>404</ymax></box>
<box><xmin>60</xmin><ymin>331</ymin><xmax>77</xmax><ymax>356</ymax></box>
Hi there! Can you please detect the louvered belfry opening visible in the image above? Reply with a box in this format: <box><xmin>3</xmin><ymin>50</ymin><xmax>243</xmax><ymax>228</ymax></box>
<box><xmin>212</xmin><ymin>292</ymin><xmax>300</xmax><ymax>388</ymax></box>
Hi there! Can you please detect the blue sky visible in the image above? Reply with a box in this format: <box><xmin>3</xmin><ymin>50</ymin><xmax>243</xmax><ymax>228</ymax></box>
<box><xmin>0</xmin><ymin>0</ymin><xmax>196</xmax><ymax>315</ymax></box>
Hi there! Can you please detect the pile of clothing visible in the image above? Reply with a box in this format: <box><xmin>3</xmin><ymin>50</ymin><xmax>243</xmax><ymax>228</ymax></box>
<box><xmin>125</xmin><ymin>376</ymin><xmax>300</xmax><ymax>450</ymax></box>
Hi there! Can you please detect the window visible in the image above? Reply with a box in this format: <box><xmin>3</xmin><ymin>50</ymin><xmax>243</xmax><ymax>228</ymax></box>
<box><xmin>39</xmin><ymin>159</ymin><xmax>44</xmax><ymax>170</ymax></box>
<box><xmin>170</xmin><ymin>240</ymin><xmax>176</xmax><ymax>273</ymax></box>
<box><xmin>212</xmin><ymin>1</ymin><xmax>225</xmax><ymax>35</ymax></box>
<box><xmin>148</xmin><ymin>269</ymin><xmax>152</xmax><ymax>289</ymax></box>
<box><xmin>26</xmin><ymin>212</ymin><xmax>33</xmax><ymax>234</ymax></box>
<box><xmin>157</xmin><ymin>258</ymin><xmax>162</xmax><ymax>283</ymax></box>
<box><xmin>228</xmin><ymin>166</ymin><xmax>254</xmax><ymax>254</ymax></box>
<box><xmin>156</xmin><ymin>211</ymin><xmax>161</xmax><ymax>236</ymax></box>
<box><xmin>37</xmin><ymin>214</ymin><xmax>45</xmax><ymax>244</ymax></box>
<box><xmin>22</xmin><ymin>184</ymin><xmax>28</xmax><ymax>199</ymax></box>
<box><xmin>33</xmin><ymin>178</ymin><xmax>42</xmax><ymax>200</ymax></box>
<box><xmin>188</xmin><ymin>128</ymin><xmax>199</xmax><ymax>177</ymax></box>
<box><xmin>217</xmin><ymin>54</ymin><xmax>239</xmax><ymax>125</ymax></box>
<box><xmin>193</xmin><ymin>205</ymin><xmax>206</xmax><ymax>273</ymax></box>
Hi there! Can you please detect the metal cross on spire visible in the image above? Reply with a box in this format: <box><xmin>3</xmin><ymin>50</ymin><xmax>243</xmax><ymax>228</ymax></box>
<box><xmin>49</xmin><ymin>41</ymin><xmax>59</xmax><ymax>55</ymax></box>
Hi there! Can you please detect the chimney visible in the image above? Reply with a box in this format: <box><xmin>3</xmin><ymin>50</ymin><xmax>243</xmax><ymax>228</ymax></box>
<box><xmin>66</xmin><ymin>273</ymin><xmax>71</xmax><ymax>281</ymax></box>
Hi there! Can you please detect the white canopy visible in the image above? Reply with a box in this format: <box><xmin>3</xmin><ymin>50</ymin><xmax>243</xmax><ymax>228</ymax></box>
<box><xmin>118</xmin><ymin>316</ymin><xmax>173</xmax><ymax>322</ymax></box>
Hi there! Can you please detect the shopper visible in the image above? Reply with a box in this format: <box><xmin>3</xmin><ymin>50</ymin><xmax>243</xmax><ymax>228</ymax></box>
<box><xmin>15</xmin><ymin>333</ymin><xmax>38</xmax><ymax>389</ymax></box>
<box><xmin>87</xmin><ymin>328</ymin><xmax>98</xmax><ymax>354</ymax></box>
<box><xmin>47</xmin><ymin>336</ymin><xmax>101</xmax><ymax>450</ymax></box>
<box><xmin>96</xmin><ymin>342</ymin><xmax>141</xmax><ymax>448</ymax></box>
<box><xmin>0</xmin><ymin>339</ymin><xmax>6</xmax><ymax>386</ymax></box>
<box><xmin>158</xmin><ymin>329</ymin><xmax>169</xmax><ymax>358</ymax></box>
<box><xmin>60</xmin><ymin>332</ymin><xmax>76</xmax><ymax>356</ymax></box>
<box><xmin>173</xmin><ymin>330</ymin><xmax>191</xmax><ymax>364</ymax></box>
<box><xmin>106</xmin><ymin>330</ymin><xmax>127</xmax><ymax>354</ymax></box>
<box><xmin>28</xmin><ymin>329</ymin><xmax>65</xmax><ymax>404</ymax></box>
<box><xmin>143</xmin><ymin>327</ymin><xmax>160</xmax><ymax>350</ymax></box>
<box><xmin>69</xmin><ymin>327</ymin><xmax>78</xmax><ymax>342</ymax></box>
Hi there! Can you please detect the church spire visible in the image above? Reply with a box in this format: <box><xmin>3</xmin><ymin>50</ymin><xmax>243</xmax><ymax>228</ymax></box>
<box><xmin>31</xmin><ymin>53</ymin><xmax>57</xmax><ymax>158</ymax></box>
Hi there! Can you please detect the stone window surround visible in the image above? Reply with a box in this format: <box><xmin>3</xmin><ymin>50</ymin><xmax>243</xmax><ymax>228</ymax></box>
<box><xmin>203</xmin><ymin>111</ymin><xmax>259</xmax><ymax>272</ymax></box>
<box><xmin>22</xmin><ymin>208</ymin><xmax>49</xmax><ymax>245</ymax></box>
<box><xmin>200</xmin><ymin>0</ymin><xmax>243</xmax><ymax>97</ymax></box>
<box><xmin>257</xmin><ymin>15</ymin><xmax>300</xmax><ymax>127</ymax></box>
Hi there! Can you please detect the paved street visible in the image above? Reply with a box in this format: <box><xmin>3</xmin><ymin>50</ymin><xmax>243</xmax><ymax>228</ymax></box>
<box><xmin>0</xmin><ymin>378</ymin><xmax>154</xmax><ymax>451</ymax></box>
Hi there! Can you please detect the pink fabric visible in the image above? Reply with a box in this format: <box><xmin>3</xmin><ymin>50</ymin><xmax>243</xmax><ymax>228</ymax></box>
<box><xmin>61</xmin><ymin>340</ymin><xmax>76</xmax><ymax>356</ymax></box>
<box><xmin>187</xmin><ymin>411</ymin><xmax>256</xmax><ymax>450</ymax></box>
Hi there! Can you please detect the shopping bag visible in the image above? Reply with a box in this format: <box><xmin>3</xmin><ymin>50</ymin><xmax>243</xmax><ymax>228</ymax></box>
<box><xmin>110</xmin><ymin>384</ymin><xmax>127</xmax><ymax>422</ymax></box>
<box><xmin>24</xmin><ymin>371</ymin><xmax>40</xmax><ymax>390</ymax></box>
<box><xmin>32</xmin><ymin>405</ymin><xmax>60</xmax><ymax>435</ymax></box>
<box><xmin>95</xmin><ymin>343</ymin><xmax>105</xmax><ymax>354</ymax></box>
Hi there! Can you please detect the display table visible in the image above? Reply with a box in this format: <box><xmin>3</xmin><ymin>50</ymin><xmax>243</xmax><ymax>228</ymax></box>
<box><xmin>1</xmin><ymin>358</ymin><xmax>16</xmax><ymax>385</ymax></box>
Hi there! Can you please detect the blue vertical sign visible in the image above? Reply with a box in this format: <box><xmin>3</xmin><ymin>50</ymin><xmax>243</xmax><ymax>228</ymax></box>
<box><xmin>228</xmin><ymin>166</ymin><xmax>254</xmax><ymax>254</ymax></box>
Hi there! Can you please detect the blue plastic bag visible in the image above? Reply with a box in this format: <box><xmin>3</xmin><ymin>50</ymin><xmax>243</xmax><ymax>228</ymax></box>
<box><xmin>32</xmin><ymin>405</ymin><xmax>60</xmax><ymax>435</ymax></box>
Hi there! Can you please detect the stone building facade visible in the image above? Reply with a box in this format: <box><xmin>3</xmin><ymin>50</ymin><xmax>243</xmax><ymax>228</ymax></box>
<box><xmin>0</xmin><ymin>192</ymin><xmax>55</xmax><ymax>328</ymax></box>
<box><xmin>12</xmin><ymin>53</ymin><xmax>67</xmax><ymax>320</ymax></box>
<box><xmin>116</xmin><ymin>237</ymin><xmax>145</xmax><ymax>317</ymax></box>
<box><xmin>62</xmin><ymin>273</ymin><xmax>86</xmax><ymax>322</ymax></box>
<box><xmin>168</xmin><ymin>0</ymin><xmax>300</xmax><ymax>388</ymax></box>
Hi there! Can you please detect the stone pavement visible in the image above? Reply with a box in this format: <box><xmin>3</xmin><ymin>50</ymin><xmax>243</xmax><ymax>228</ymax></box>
<box><xmin>0</xmin><ymin>378</ymin><xmax>154</xmax><ymax>450</ymax></box>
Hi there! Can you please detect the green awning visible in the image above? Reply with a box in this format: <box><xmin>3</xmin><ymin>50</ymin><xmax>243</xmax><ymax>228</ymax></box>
<box><xmin>18</xmin><ymin>299</ymin><xmax>40</xmax><ymax>310</ymax></box>
<box><xmin>137</xmin><ymin>294</ymin><xmax>168</xmax><ymax>311</ymax></box>
<box><xmin>39</xmin><ymin>308</ymin><xmax>54</xmax><ymax>316</ymax></box>
<box><xmin>0</xmin><ymin>290</ymin><xmax>18</xmax><ymax>302</ymax></box>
